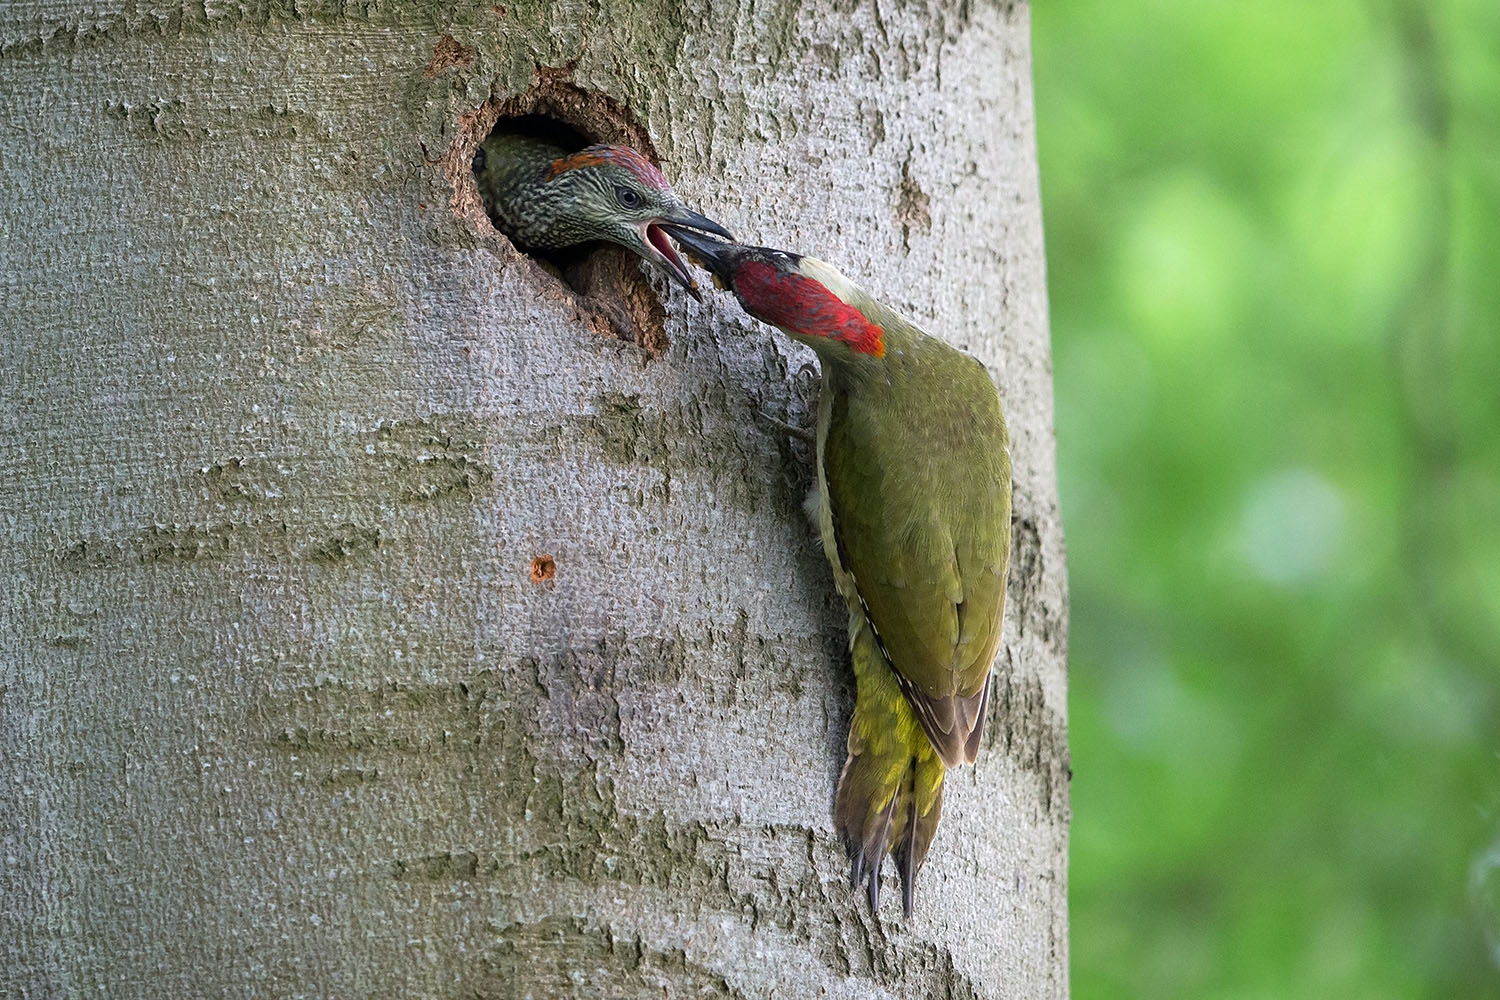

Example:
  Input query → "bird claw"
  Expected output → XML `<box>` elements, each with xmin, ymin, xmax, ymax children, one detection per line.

<box><xmin>756</xmin><ymin>409</ymin><xmax>815</xmax><ymax>444</ymax></box>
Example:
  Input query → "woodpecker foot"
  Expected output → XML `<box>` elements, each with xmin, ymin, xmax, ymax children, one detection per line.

<box><xmin>756</xmin><ymin>409</ymin><xmax>816</xmax><ymax>444</ymax></box>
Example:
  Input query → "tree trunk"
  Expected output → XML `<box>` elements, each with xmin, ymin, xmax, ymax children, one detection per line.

<box><xmin>0</xmin><ymin>3</ymin><xmax>1067</xmax><ymax>997</ymax></box>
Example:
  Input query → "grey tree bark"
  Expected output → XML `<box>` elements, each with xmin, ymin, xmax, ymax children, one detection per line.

<box><xmin>1</xmin><ymin>2</ymin><xmax>1067</xmax><ymax>998</ymax></box>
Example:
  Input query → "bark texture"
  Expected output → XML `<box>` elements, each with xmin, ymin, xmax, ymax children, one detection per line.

<box><xmin>0</xmin><ymin>2</ymin><xmax>1068</xmax><ymax>997</ymax></box>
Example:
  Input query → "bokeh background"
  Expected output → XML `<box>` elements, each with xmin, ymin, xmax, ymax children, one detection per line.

<box><xmin>1031</xmin><ymin>2</ymin><xmax>1500</xmax><ymax>997</ymax></box>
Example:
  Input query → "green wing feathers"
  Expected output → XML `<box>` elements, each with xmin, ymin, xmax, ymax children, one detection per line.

<box><xmin>822</xmin><ymin>349</ymin><xmax>1011</xmax><ymax>769</ymax></box>
<box><xmin>819</xmin><ymin>337</ymin><xmax>1010</xmax><ymax>915</ymax></box>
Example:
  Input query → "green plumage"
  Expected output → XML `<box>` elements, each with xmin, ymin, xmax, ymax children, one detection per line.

<box><xmin>813</xmin><ymin>290</ymin><xmax>1011</xmax><ymax>914</ymax></box>
<box><xmin>817</xmin><ymin>304</ymin><xmax>1010</xmax><ymax>763</ymax></box>
<box><xmin>473</xmin><ymin>133</ymin><xmax>578</xmax><ymax>248</ymax></box>
<box><xmin>655</xmin><ymin>230</ymin><xmax>1012</xmax><ymax>916</ymax></box>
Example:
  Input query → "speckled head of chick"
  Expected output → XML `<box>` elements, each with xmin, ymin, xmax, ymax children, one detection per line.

<box><xmin>475</xmin><ymin>133</ymin><xmax>732</xmax><ymax>300</ymax></box>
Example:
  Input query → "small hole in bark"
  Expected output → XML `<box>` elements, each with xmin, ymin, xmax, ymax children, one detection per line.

<box><xmin>443</xmin><ymin>70</ymin><xmax>669</xmax><ymax>353</ymax></box>
<box><xmin>529</xmin><ymin>554</ymin><xmax>557</xmax><ymax>584</ymax></box>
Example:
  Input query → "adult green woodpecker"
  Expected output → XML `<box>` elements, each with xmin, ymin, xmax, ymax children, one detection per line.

<box><xmin>665</xmin><ymin>227</ymin><xmax>1012</xmax><ymax>917</ymax></box>
<box><xmin>473</xmin><ymin>133</ymin><xmax>732</xmax><ymax>299</ymax></box>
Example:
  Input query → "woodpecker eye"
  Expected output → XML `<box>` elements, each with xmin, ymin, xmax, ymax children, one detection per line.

<box><xmin>615</xmin><ymin>185</ymin><xmax>643</xmax><ymax>209</ymax></box>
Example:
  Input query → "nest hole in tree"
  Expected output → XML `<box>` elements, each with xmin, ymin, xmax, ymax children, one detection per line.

<box><xmin>452</xmin><ymin>74</ymin><xmax>670</xmax><ymax>353</ymax></box>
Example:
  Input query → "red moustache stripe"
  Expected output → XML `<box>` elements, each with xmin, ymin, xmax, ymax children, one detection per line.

<box><xmin>736</xmin><ymin>262</ymin><xmax>886</xmax><ymax>358</ymax></box>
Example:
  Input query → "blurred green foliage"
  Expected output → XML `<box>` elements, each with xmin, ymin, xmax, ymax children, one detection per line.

<box><xmin>1032</xmin><ymin>1</ymin><xmax>1500</xmax><ymax>996</ymax></box>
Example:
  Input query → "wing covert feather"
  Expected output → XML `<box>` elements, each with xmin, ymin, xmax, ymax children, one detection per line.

<box><xmin>821</xmin><ymin>344</ymin><xmax>1011</xmax><ymax>766</ymax></box>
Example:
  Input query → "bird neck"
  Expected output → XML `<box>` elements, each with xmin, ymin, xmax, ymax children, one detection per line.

<box><xmin>478</xmin><ymin>134</ymin><xmax>595</xmax><ymax>249</ymax></box>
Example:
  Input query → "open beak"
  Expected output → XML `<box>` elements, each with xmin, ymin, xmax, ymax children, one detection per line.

<box><xmin>642</xmin><ymin>207</ymin><xmax>733</xmax><ymax>301</ymax></box>
<box><xmin>657</xmin><ymin>224</ymin><xmax>737</xmax><ymax>286</ymax></box>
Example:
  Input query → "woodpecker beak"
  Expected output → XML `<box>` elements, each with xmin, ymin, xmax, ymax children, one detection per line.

<box><xmin>658</xmin><ymin>225</ymin><xmax>738</xmax><ymax>289</ymax></box>
<box><xmin>643</xmin><ymin>208</ymin><xmax>732</xmax><ymax>302</ymax></box>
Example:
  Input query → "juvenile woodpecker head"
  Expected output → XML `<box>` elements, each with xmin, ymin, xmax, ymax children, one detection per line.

<box><xmin>661</xmin><ymin>228</ymin><xmax>886</xmax><ymax>359</ymax></box>
<box><xmin>474</xmin><ymin>137</ymin><xmax>731</xmax><ymax>300</ymax></box>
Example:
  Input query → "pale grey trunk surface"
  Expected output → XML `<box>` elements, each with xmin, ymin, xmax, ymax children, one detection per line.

<box><xmin>0</xmin><ymin>3</ymin><xmax>1067</xmax><ymax>997</ymax></box>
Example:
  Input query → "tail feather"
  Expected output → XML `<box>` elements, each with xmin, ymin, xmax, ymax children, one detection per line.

<box><xmin>833</xmin><ymin>625</ymin><xmax>946</xmax><ymax>917</ymax></box>
<box><xmin>894</xmin><ymin>673</ymin><xmax>988</xmax><ymax>768</ymax></box>
<box><xmin>962</xmin><ymin>677</ymin><xmax>991</xmax><ymax>763</ymax></box>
